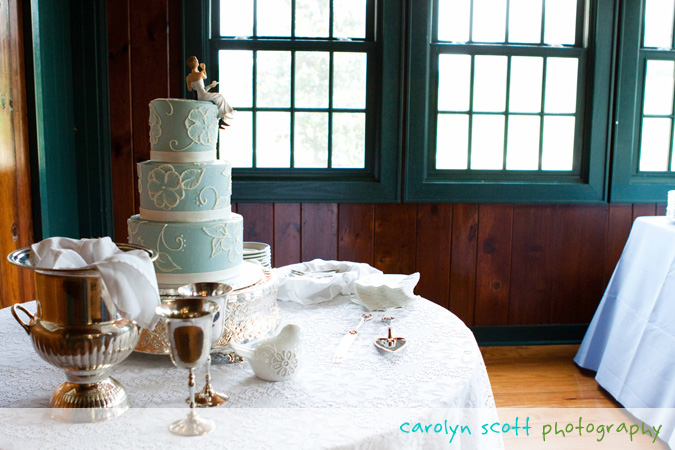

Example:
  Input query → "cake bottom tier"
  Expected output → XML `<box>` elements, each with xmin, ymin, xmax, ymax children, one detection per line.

<box><xmin>128</xmin><ymin>213</ymin><xmax>244</xmax><ymax>286</ymax></box>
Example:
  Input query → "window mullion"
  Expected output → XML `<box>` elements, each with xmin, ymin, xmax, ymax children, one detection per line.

<box><xmin>328</xmin><ymin>51</ymin><xmax>334</xmax><ymax>169</ymax></box>
<box><xmin>252</xmin><ymin>50</ymin><xmax>258</xmax><ymax>169</ymax></box>
<box><xmin>503</xmin><ymin>56</ymin><xmax>512</xmax><ymax>170</ymax></box>
<box><xmin>467</xmin><ymin>55</ymin><xmax>476</xmax><ymax>169</ymax></box>
<box><xmin>538</xmin><ymin>57</ymin><xmax>548</xmax><ymax>171</ymax></box>
<box><xmin>290</xmin><ymin>51</ymin><xmax>296</xmax><ymax>169</ymax></box>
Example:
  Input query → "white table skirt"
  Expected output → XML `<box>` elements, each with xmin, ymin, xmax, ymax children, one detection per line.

<box><xmin>575</xmin><ymin>216</ymin><xmax>675</xmax><ymax>448</ymax></box>
<box><xmin>0</xmin><ymin>295</ymin><xmax>499</xmax><ymax>449</ymax></box>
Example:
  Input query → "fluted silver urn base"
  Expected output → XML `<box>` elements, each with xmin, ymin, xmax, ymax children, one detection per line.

<box><xmin>49</xmin><ymin>377</ymin><xmax>129</xmax><ymax>423</ymax></box>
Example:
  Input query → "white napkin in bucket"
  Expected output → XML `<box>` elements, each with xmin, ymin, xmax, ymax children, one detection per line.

<box><xmin>29</xmin><ymin>237</ymin><xmax>160</xmax><ymax>329</ymax></box>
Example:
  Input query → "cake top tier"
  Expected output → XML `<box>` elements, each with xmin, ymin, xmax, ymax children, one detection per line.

<box><xmin>149</xmin><ymin>99</ymin><xmax>219</xmax><ymax>162</ymax></box>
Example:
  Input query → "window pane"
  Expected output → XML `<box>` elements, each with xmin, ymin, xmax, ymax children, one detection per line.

<box><xmin>436</xmin><ymin>114</ymin><xmax>469</xmax><ymax>169</ymax></box>
<box><xmin>640</xmin><ymin>118</ymin><xmax>672</xmax><ymax>171</ymax></box>
<box><xmin>333</xmin><ymin>53</ymin><xmax>367</xmax><ymax>109</ymax></box>
<box><xmin>438</xmin><ymin>54</ymin><xmax>471</xmax><ymax>111</ymax></box>
<box><xmin>644</xmin><ymin>60</ymin><xmax>675</xmax><ymax>115</ymax></box>
<box><xmin>473</xmin><ymin>55</ymin><xmax>507</xmax><ymax>112</ymax></box>
<box><xmin>332</xmin><ymin>113</ymin><xmax>365</xmax><ymax>168</ymax></box>
<box><xmin>544</xmin><ymin>0</ymin><xmax>576</xmax><ymax>45</ymax></box>
<box><xmin>256</xmin><ymin>112</ymin><xmax>290</xmax><ymax>167</ymax></box>
<box><xmin>257</xmin><ymin>0</ymin><xmax>291</xmax><ymax>36</ymax></box>
<box><xmin>220</xmin><ymin>0</ymin><xmax>253</xmax><ymax>37</ymax></box>
<box><xmin>295</xmin><ymin>113</ymin><xmax>328</xmax><ymax>168</ymax></box>
<box><xmin>296</xmin><ymin>52</ymin><xmax>329</xmax><ymax>108</ymax></box>
<box><xmin>542</xmin><ymin>116</ymin><xmax>574</xmax><ymax>170</ymax></box>
<box><xmin>506</xmin><ymin>116</ymin><xmax>540</xmax><ymax>170</ymax></box>
<box><xmin>471</xmin><ymin>115</ymin><xmax>505</xmax><ymax>170</ymax></box>
<box><xmin>508</xmin><ymin>0</ymin><xmax>542</xmax><ymax>43</ymax></box>
<box><xmin>644</xmin><ymin>0</ymin><xmax>675</xmax><ymax>48</ymax></box>
<box><xmin>509</xmin><ymin>56</ymin><xmax>543</xmax><ymax>113</ymax></box>
<box><xmin>219</xmin><ymin>51</ymin><xmax>253</xmax><ymax>108</ymax></box>
<box><xmin>257</xmin><ymin>51</ymin><xmax>291</xmax><ymax>107</ymax></box>
<box><xmin>220</xmin><ymin>112</ymin><xmax>252</xmax><ymax>168</ymax></box>
<box><xmin>334</xmin><ymin>0</ymin><xmax>366</xmax><ymax>39</ymax></box>
<box><xmin>473</xmin><ymin>0</ymin><xmax>506</xmax><ymax>42</ymax></box>
<box><xmin>544</xmin><ymin>57</ymin><xmax>578</xmax><ymax>114</ymax></box>
<box><xmin>296</xmin><ymin>0</ymin><xmax>329</xmax><ymax>37</ymax></box>
<box><xmin>438</xmin><ymin>0</ymin><xmax>470</xmax><ymax>42</ymax></box>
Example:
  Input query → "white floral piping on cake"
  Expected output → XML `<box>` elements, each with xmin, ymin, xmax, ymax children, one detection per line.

<box><xmin>162</xmin><ymin>99</ymin><xmax>174</xmax><ymax>115</ymax></box>
<box><xmin>128</xmin><ymin>221</ymin><xmax>145</xmax><ymax>247</ymax></box>
<box><xmin>149</xmin><ymin>103</ymin><xmax>162</xmax><ymax>145</ymax></box>
<box><xmin>202</xmin><ymin>223</ymin><xmax>233</xmax><ymax>258</ymax></box>
<box><xmin>271</xmin><ymin>351</ymin><xmax>298</xmax><ymax>377</ymax></box>
<box><xmin>230</xmin><ymin>221</ymin><xmax>243</xmax><ymax>262</ymax></box>
<box><xmin>148</xmin><ymin>165</ymin><xmax>184</xmax><ymax>209</ymax></box>
<box><xmin>154</xmin><ymin>224</ymin><xmax>184</xmax><ymax>273</ymax></box>
<box><xmin>169</xmin><ymin>106</ymin><xmax>218</xmax><ymax>152</ymax></box>
<box><xmin>147</xmin><ymin>165</ymin><xmax>205</xmax><ymax>210</ymax></box>
<box><xmin>197</xmin><ymin>186</ymin><xmax>228</xmax><ymax>210</ymax></box>
<box><xmin>128</xmin><ymin>221</ymin><xmax>184</xmax><ymax>273</ymax></box>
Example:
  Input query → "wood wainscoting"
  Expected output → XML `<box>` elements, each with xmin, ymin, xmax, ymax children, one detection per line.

<box><xmin>220</xmin><ymin>202</ymin><xmax>661</xmax><ymax>327</ymax></box>
<box><xmin>0</xmin><ymin>0</ymin><xmax>35</xmax><ymax>309</ymax></box>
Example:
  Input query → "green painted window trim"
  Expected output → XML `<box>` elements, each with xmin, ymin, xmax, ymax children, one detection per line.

<box><xmin>182</xmin><ymin>0</ymin><xmax>403</xmax><ymax>203</ymax></box>
<box><xmin>27</xmin><ymin>0</ymin><xmax>113</xmax><ymax>239</ymax></box>
<box><xmin>404</xmin><ymin>0</ymin><xmax>615</xmax><ymax>203</ymax></box>
<box><xmin>610</xmin><ymin>0</ymin><xmax>675</xmax><ymax>203</ymax></box>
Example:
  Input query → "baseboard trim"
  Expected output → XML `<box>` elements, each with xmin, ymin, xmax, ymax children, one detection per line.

<box><xmin>471</xmin><ymin>324</ymin><xmax>589</xmax><ymax>346</ymax></box>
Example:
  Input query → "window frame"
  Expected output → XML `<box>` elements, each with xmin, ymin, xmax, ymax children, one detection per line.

<box><xmin>182</xmin><ymin>0</ymin><xmax>403</xmax><ymax>203</ymax></box>
<box><xmin>610</xmin><ymin>0</ymin><xmax>675</xmax><ymax>202</ymax></box>
<box><xmin>404</xmin><ymin>0</ymin><xmax>616</xmax><ymax>203</ymax></box>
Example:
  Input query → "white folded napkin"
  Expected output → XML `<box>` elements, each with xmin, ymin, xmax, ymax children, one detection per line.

<box><xmin>29</xmin><ymin>237</ymin><xmax>160</xmax><ymax>329</ymax></box>
<box><xmin>273</xmin><ymin>259</ymin><xmax>383</xmax><ymax>304</ymax></box>
<box><xmin>352</xmin><ymin>272</ymin><xmax>421</xmax><ymax>311</ymax></box>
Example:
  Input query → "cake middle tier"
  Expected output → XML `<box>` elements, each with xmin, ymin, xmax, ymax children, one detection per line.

<box><xmin>138</xmin><ymin>160</ymin><xmax>232</xmax><ymax>222</ymax></box>
<box><xmin>128</xmin><ymin>213</ymin><xmax>243</xmax><ymax>286</ymax></box>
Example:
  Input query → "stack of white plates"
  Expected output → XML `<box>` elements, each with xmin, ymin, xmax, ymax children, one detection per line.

<box><xmin>244</xmin><ymin>242</ymin><xmax>272</xmax><ymax>268</ymax></box>
<box><xmin>668</xmin><ymin>191</ymin><xmax>675</xmax><ymax>222</ymax></box>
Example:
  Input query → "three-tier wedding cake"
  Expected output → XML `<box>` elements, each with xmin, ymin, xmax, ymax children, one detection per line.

<box><xmin>128</xmin><ymin>98</ymin><xmax>244</xmax><ymax>288</ymax></box>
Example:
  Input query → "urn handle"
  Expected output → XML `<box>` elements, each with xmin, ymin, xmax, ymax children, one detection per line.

<box><xmin>11</xmin><ymin>303</ymin><xmax>34</xmax><ymax>334</ymax></box>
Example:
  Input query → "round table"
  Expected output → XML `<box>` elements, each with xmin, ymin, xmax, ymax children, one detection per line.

<box><xmin>0</xmin><ymin>296</ymin><xmax>499</xmax><ymax>449</ymax></box>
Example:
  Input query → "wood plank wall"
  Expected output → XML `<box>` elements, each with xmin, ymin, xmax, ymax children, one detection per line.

<box><xmin>0</xmin><ymin>0</ymin><xmax>35</xmax><ymax>308</ymax></box>
<box><xmin>106</xmin><ymin>0</ymin><xmax>665</xmax><ymax>326</ymax></box>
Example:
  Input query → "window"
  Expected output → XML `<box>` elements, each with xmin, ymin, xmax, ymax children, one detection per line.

<box><xmin>612</xmin><ymin>0</ymin><xmax>675</xmax><ymax>201</ymax></box>
<box><xmin>186</xmin><ymin>0</ymin><xmax>675</xmax><ymax>204</ymax></box>
<box><xmin>405</xmin><ymin>0</ymin><xmax>614</xmax><ymax>202</ymax></box>
<box><xmin>183</xmin><ymin>0</ymin><xmax>403</xmax><ymax>202</ymax></box>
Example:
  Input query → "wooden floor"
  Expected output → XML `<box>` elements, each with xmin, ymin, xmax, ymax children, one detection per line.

<box><xmin>481</xmin><ymin>344</ymin><xmax>620</xmax><ymax>408</ymax></box>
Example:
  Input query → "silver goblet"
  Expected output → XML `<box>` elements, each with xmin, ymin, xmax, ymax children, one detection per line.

<box><xmin>156</xmin><ymin>298</ymin><xmax>219</xmax><ymax>436</ymax></box>
<box><xmin>177</xmin><ymin>282</ymin><xmax>233</xmax><ymax>407</ymax></box>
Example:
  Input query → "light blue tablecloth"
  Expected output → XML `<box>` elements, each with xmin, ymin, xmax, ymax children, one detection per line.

<box><xmin>575</xmin><ymin>216</ymin><xmax>675</xmax><ymax>448</ymax></box>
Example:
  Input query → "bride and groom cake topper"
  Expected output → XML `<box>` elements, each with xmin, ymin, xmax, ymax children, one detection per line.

<box><xmin>186</xmin><ymin>56</ymin><xmax>235</xmax><ymax>130</ymax></box>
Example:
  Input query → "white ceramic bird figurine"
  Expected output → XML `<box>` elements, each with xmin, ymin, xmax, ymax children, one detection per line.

<box><xmin>229</xmin><ymin>324</ymin><xmax>303</xmax><ymax>382</ymax></box>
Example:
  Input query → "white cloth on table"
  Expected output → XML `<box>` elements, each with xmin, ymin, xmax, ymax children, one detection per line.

<box><xmin>29</xmin><ymin>237</ymin><xmax>160</xmax><ymax>329</ymax></box>
<box><xmin>0</xmin><ymin>296</ymin><xmax>499</xmax><ymax>449</ymax></box>
<box><xmin>273</xmin><ymin>259</ymin><xmax>383</xmax><ymax>304</ymax></box>
<box><xmin>575</xmin><ymin>216</ymin><xmax>675</xmax><ymax>449</ymax></box>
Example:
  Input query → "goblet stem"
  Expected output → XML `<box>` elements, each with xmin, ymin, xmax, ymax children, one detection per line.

<box><xmin>188</xmin><ymin>368</ymin><xmax>196</xmax><ymax>409</ymax></box>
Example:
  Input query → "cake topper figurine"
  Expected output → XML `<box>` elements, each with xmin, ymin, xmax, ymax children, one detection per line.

<box><xmin>186</xmin><ymin>56</ymin><xmax>235</xmax><ymax>129</ymax></box>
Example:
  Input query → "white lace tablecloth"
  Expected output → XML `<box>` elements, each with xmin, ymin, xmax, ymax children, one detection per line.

<box><xmin>0</xmin><ymin>297</ymin><xmax>499</xmax><ymax>449</ymax></box>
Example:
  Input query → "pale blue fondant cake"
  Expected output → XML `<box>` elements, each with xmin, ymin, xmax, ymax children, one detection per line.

<box><xmin>128</xmin><ymin>213</ymin><xmax>243</xmax><ymax>286</ymax></box>
<box><xmin>149</xmin><ymin>98</ymin><xmax>218</xmax><ymax>162</ymax></box>
<box><xmin>129</xmin><ymin>98</ymin><xmax>244</xmax><ymax>287</ymax></box>
<box><xmin>137</xmin><ymin>160</ymin><xmax>232</xmax><ymax>221</ymax></box>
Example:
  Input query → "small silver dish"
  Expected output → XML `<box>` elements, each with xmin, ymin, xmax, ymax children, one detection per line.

<box><xmin>374</xmin><ymin>317</ymin><xmax>407</xmax><ymax>355</ymax></box>
<box><xmin>374</xmin><ymin>337</ymin><xmax>407</xmax><ymax>354</ymax></box>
